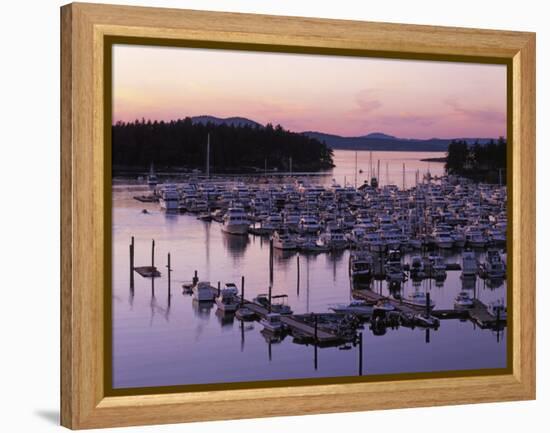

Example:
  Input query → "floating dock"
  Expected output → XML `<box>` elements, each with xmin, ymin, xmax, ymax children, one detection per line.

<box><xmin>133</xmin><ymin>266</ymin><xmax>161</xmax><ymax>278</ymax></box>
<box><xmin>241</xmin><ymin>301</ymin><xmax>343</xmax><ymax>344</ymax></box>
<box><xmin>353</xmin><ymin>289</ymin><xmax>504</xmax><ymax>329</ymax></box>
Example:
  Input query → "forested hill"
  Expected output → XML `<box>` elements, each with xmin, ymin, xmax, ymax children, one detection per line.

<box><xmin>445</xmin><ymin>137</ymin><xmax>507</xmax><ymax>183</ymax></box>
<box><xmin>112</xmin><ymin>118</ymin><xmax>334</xmax><ymax>172</ymax></box>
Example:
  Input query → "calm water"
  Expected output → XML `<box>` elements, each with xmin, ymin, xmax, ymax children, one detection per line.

<box><xmin>112</xmin><ymin>150</ymin><xmax>507</xmax><ymax>389</ymax></box>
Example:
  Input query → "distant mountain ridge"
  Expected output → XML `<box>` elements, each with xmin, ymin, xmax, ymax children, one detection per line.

<box><xmin>188</xmin><ymin>115</ymin><xmax>498</xmax><ymax>152</ymax></box>
<box><xmin>302</xmin><ymin>131</ymin><xmax>498</xmax><ymax>152</ymax></box>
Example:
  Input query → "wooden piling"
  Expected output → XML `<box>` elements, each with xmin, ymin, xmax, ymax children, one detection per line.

<box><xmin>240</xmin><ymin>320</ymin><xmax>245</xmax><ymax>351</ymax></box>
<box><xmin>314</xmin><ymin>315</ymin><xmax>319</xmax><ymax>370</ymax></box>
<box><xmin>151</xmin><ymin>239</ymin><xmax>155</xmax><ymax>269</ymax></box>
<box><xmin>167</xmin><ymin>253</ymin><xmax>171</xmax><ymax>294</ymax></box>
<box><xmin>358</xmin><ymin>332</ymin><xmax>363</xmax><ymax>376</ymax></box>
<box><xmin>496</xmin><ymin>308</ymin><xmax>501</xmax><ymax>342</ymax></box>
<box><xmin>241</xmin><ymin>275</ymin><xmax>245</xmax><ymax>306</ymax></box>
<box><xmin>426</xmin><ymin>292</ymin><xmax>431</xmax><ymax>317</ymax></box>
<box><xmin>314</xmin><ymin>315</ymin><xmax>318</xmax><ymax>342</ymax></box>
<box><xmin>129</xmin><ymin>236</ymin><xmax>134</xmax><ymax>290</ymax></box>
<box><xmin>269</xmin><ymin>237</ymin><xmax>274</xmax><ymax>284</ymax></box>
<box><xmin>268</xmin><ymin>284</ymin><xmax>272</xmax><ymax>313</ymax></box>
<box><xmin>217</xmin><ymin>281</ymin><xmax>221</xmax><ymax>297</ymax></box>
<box><xmin>296</xmin><ymin>254</ymin><xmax>300</xmax><ymax>294</ymax></box>
<box><xmin>314</xmin><ymin>343</ymin><xmax>318</xmax><ymax>370</ymax></box>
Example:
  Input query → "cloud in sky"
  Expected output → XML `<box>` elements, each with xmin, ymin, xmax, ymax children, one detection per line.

<box><xmin>445</xmin><ymin>98</ymin><xmax>506</xmax><ymax>125</ymax></box>
<box><xmin>113</xmin><ymin>45</ymin><xmax>507</xmax><ymax>139</ymax></box>
<box><xmin>354</xmin><ymin>89</ymin><xmax>383</xmax><ymax>114</ymax></box>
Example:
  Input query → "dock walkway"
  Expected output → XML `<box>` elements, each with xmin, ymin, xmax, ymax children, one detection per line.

<box><xmin>352</xmin><ymin>289</ymin><xmax>423</xmax><ymax>315</ymax></box>
<box><xmin>352</xmin><ymin>289</ymin><xmax>503</xmax><ymax>328</ymax></box>
<box><xmin>243</xmin><ymin>301</ymin><xmax>342</xmax><ymax>344</ymax></box>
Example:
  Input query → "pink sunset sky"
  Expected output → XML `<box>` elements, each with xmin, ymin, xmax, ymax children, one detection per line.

<box><xmin>113</xmin><ymin>44</ymin><xmax>507</xmax><ymax>139</ymax></box>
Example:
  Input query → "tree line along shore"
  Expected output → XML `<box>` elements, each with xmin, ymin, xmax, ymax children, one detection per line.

<box><xmin>112</xmin><ymin>118</ymin><xmax>334</xmax><ymax>173</ymax></box>
<box><xmin>112</xmin><ymin>119</ymin><xmax>506</xmax><ymax>183</ymax></box>
<box><xmin>445</xmin><ymin>138</ymin><xmax>507</xmax><ymax>183</ymax></box>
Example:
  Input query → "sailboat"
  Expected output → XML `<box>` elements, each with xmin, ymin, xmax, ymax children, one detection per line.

<box><xmin>147</xmin><ymin>162</ymin><xmax>158</xmax><ymax>187</ymax></box>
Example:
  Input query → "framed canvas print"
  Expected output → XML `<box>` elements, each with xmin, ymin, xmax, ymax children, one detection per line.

<box><xmin>60</xmin><ymin>3</ymin><xmax>536</xmax><ymax>429</ymax></box>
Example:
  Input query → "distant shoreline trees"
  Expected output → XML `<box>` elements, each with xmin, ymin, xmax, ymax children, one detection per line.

<box><xmin>445</xmin><ymin>137</ymin><xmax>507</xmax><ymax>183</ymax></box>
<box><xmin>112</xmin><ymin>118</ymin><xmax>334</xmax><ymax>173</ymax></box>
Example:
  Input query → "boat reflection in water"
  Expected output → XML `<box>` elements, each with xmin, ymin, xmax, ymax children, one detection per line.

<box><xmin>192</xmin><ymin>299</ymin><xmax>214</xmax><ymax>319</ymax></box>
<box><xmin>112</xmin><ymin>150</ymin><xmax>507</xmax><ymax>389</ymax></box>
<box><xmin>215</xmin><ymin>308</ymin><xmax>236</xmax><ymax>327</ymax></box>
<box><xmin>221</xmin><ymin>231</ymin><xmax>250</xmax><ymax>258</ymax></box>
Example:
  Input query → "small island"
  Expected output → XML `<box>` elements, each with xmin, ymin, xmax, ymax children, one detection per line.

<box><xmin>445</xmin><ymin>138</ymin><xmax>507</xmax><ymax>183</ymax></box>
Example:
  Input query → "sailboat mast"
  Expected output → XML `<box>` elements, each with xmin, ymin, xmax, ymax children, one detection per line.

<box><xmin>354</xmin><ymin>150</ymin><xmax>358</xmax><ymax>188</ymax></box>
<box><xmin>206</xmin><ymin>133</ymin><xmax>210</xmax><ymax>178</ymax></box>
<box><xmin>369</xmin><ymin>151</ymin><xmax>373</xmax><ymax>180</ymax></box>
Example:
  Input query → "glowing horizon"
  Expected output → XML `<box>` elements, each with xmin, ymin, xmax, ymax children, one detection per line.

<box><xmin>113</xmin><ymin>45</ymin><xmax>507</xmax><ymax>139</ymax></box>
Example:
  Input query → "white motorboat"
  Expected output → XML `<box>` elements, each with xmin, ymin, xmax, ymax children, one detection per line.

<box><xmin>402</xmin><ymin>291</ymin><xmax>435</xmax><ymax>309</ymax></box>
<box><xmin>215</xmin><ymin>286</ymin><xmax>240</xmax><ymax>312</ymax></box>
<box><xmin>373</xmin><ymin>299</ymin><xmax>396</xmax><ymax>313</ymax></box>
<box><xmin>461</xmin><ymin>251</ymin><xmax>478</xmax><ymax>276</ymax></box>
<box><xmin>433</xmin><ymin>228</ymin><xmax>454</xmax><ymax>249</ymax></box>
<box><xmin>349</xmin><ymin>252</ymin><xmax>374</xmax><ymax>282</ymax></box>
<box><xmin>253</xmin><ymin>294</ymin><xmax>293</xmax><ymax>315</ymax></box>
<box><xmin>235</xmin><ymin>307</ymin><xmax>257</xmax><ymax>321</ymax></box>
<box><xmin>409</xmin><ymin>255</ymin><xmax>426</xmax><ymax>280</ymax></box>
<box><xmin>413</xmin><ymin>314</ymin><xmax>440</xmax><ymax>328</ymax></box>
<box><xmin>385</xmin><ymin>249</ymin><xmax>404</xmax><ymax>281</ymax></box>
<box><xmin>487</xmin><ymin>300</ymin><xmax>507</xmax><ymax>320</ymax></box>
<box><xmin>429</xmin><ymin>255</ymin><xmax>447</xmax><ymax>280</ymax></box>
<box><xmin>297</xmin><ymin>236</ymin><xmax>329</xmax><ymax>253</ymax></box>
<box><xmin>260</xmin><ymin>313</ymin><xmax>284</xmax><ymax>332</ymax></box>
<box><xmin>298</xmin><ymin>216</ymin><xmax>320</xmax><ymax>234</ymax></box>
<box><xmin>158</xmin><ymin>184</ymin><xmax>180</xmax><ymax>211</ymax></box>
<box><xmin>465</xmin><ymin>227</ymin><xmax>488</xmax><ymax>248</ymax></box>
<box><xmin>192</xmin><ymin>281</ymin><xmax>216</xmax><ymax>302</ymax></box>
<box><xmin>316</xmin><ymin>228</ymin><xmax>348</xmax><ymax>250</ymax></box>
<box><xmin>452</xmin><ymin>231</ymin><xmax>466</xmax><ymax>248</ymax></box>
<box><xmin>454</xmin><ymin>290</ymin><xmax>474</xmax><ymax>308</ymax></box>
<box><xmin>221</xmin><ymin>206</ymin><xmax>250</xmax><ymax>235</ymax></box>
<box><xmin>272</xmin><ymin>230</ymin><xmax>297</xmax><ymax>250</ymax></box>
<box><xmin>479</xmin><ymin>249</ymin><xmax>506</xmax><ymax>279</ymax></box>
<box><xmin>146</xmin><ymin>163</ymin><xmax>158</xmax><ymax>187</ymax></box>
<box><xmin>329</xmin><ymin>300</ymin><xmax>373</xmax><ymax>317</ymax></box>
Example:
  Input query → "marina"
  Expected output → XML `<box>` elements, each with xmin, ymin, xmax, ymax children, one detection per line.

<box><xmin>112</xmin><ymin>150</ymin><xmax>507</xmax><ymax>389</ymax></box>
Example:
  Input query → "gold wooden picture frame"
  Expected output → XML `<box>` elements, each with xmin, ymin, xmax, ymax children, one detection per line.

<box><xmin>61</xmin><ymin>2</ymin><xmax>535</xmax><ymax>429</ymax></box>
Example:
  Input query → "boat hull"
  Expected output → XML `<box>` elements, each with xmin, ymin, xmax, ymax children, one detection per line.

<box><xmin>221</xmin><ymin>223</ymin><xmax>249</xmax><ymax>235</ymax></box>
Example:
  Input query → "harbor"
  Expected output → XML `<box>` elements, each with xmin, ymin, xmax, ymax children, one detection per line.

<box><xmin>112</xmin><ymin>150</ymin><xmax>507</xmax><ymax>389</ymax></box>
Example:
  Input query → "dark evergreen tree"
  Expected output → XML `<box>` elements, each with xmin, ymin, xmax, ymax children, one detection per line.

<box><xmin>112</xmin><ymin>118</ymin><xmax>334</xmax><ymax>172</ymax></box>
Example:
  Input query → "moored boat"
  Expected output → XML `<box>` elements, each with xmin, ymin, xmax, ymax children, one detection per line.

<box><xmin>221</xmin><ymin>206</ymin><xmax>250</xmax><ymax>235</ymax></box>
<box><xmin>454</xmin><ymin>290</ymin><xmax>474</xmax><ymax>308</ymax></box>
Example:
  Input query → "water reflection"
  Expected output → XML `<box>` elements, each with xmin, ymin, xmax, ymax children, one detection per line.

<box><xmin>388</xmin><ymin>281</ymin><xmax>402</xmax><ymax>299</ymax></box>
<box><xmin>113</xmin><ymin>155</ymin><xmax>507</xmax><ymax>388</ymax></box>
<box><xmin>149</xmin><ymin>294</ymin><xmax>171</xmax><ymax>325</ymax></box>
<box><xmin>192</xmin><ymin>299</ymin><xmax>214</xmax><ymax>319</ymax></box>
<box><xmin>215</xmin><ymin>309</ymin><xmax>236</xmax><ymax>327</ymax></box>
<box><xmin>221</xmin><ymin>232</ymin><xmax>250</xmax><ymax>258</ymax></box>
<box><xmin>485</xmin><ymin>278</ymin><xmax>505</xmax><ymax>289</ymax></box>
<box><xmin>273</xmin><ymin>248</ymin><xmax>296</xmax><ymax>265</ymax></box>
